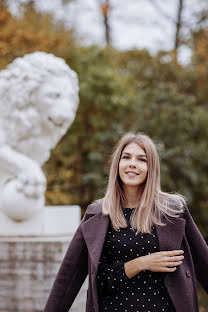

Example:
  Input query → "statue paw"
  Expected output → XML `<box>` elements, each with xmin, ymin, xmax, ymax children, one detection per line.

<box><xmin>0</xmin><ymin>171</ymin><xmax>46</xmax><ymax>221</ymax></box>
<box><xmin>16</xmin><ymin>171</ymin><xmax>46</xmax><ymax>199</ymax></box>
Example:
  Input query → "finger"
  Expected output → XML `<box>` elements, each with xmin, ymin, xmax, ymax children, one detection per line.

<box><xmin>167</xmin><ymin>261</ymin><xmax>182</xmax><ymax>267</ymax></box>
<box><xmin>171</xmin><ymin>256</ymin><xmax>184</xmax><ymax>261</ymax></box>
<box><xmin>165</xmin><ymin>255</ymin><xmax>184</xmax><ymax>262</ymax></box>
<box><xmin>165</xmin><ymin>250</ymin><xmax>184</xmax><ymax>256</ymax></box>
<box><xmin>164</xmin><ymin>267</ymin><xmax>177</xmax><ymax>272</ymax></box>
<box><xmin>159</xmin><ymin>266</ymin><xmax>177</xmax><ymax>272</ymax></box>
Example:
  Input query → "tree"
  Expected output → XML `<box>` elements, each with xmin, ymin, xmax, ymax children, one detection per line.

<box><xmin>148</xmin><ymin>0</ymin><xmax>185</xmax><ymax>62</ymax></box>
<box><xmin>44</xmin><ymin>45</ymin><xmax>208</xmax><ymax>238</ymax></box>
<box><xmin>100</xmin><ymin>0</ymin><xmax>111</xmax><ymax>46</ymax></box>
<box><xmin>114</xmin><ymin>48</ymin><xmax>208</xmax><ymax>236</ymax></box>
<box><xmin>0</xmin><ymin>2</ymin><xmax>75</xmax><ymax>68</ymax></box>
<box><xmin>174</xmin><ymin>0</ymin><xmax>184</xmax><ymax>60</ymax></box>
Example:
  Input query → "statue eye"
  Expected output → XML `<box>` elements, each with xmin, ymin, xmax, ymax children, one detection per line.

<box><xmin>48</xmin><ymin>92</ymin><xmax>60</xmax><ymax>99</ymax></box>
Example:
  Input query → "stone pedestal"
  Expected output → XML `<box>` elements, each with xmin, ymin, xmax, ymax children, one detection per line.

<box><xmin>0</xmin><ymin>206</ymin><xmax>87</xmax><ymax>312</ymax></box>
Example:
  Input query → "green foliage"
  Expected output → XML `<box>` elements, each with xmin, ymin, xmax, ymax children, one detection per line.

<box><xmin>114</xmin><ymin>50</ymin><xmax>208</xmax><ymax>234</ymax></box>
<box><xmin>45</xmin><ymin>47</ymin><xmax>208</xmax><ymax>237</ymax></box>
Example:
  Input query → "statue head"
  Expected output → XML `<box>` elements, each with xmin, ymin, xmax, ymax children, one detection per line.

<box><xmin>0</xmin><ymin>51</ymin><xmax>79</xmax><ymax>164</ymax></box>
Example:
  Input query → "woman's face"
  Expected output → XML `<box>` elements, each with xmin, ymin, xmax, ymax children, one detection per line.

<box><xmin>118</xmin><ymin>142</ymin><xmax>148</xmax><ymax>189</ymax></box>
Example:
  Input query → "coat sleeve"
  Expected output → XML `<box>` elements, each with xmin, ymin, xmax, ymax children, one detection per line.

<box><xmin>183</xmin><ymin>204</ymin><xmax>208</xmax><ymax>292</ymax></box>
<box><xmin>43</xmin><ymin>207</ymin><xmax>91</xmax><ymax>312</ymax></box>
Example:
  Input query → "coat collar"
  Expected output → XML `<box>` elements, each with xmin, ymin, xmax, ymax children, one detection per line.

<box><xmin>81</xmin><ymin>202</ymin><xmax>186</xmax><ymax>273</ymax></box>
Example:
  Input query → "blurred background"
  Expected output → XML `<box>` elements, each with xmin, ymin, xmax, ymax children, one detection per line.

<box><xmin>0</xmin><ymin>0</ymin><xmax>207</xmax><ymax>309</ymax></box>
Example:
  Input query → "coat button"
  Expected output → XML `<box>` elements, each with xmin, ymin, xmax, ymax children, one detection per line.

<box><xmin>186</xmin><ymin>271</ymin><xmax>191</xmax><ymax>278</ymax></box>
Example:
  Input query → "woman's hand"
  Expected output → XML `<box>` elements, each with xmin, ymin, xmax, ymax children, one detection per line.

<box><xmin>139</xmin><ymin>250</ymin><xmax>184</xmax><ymax>272</ymax></box>
<box><xmin>124</xmin><ymin>249</ymin><xmax>184</xmax><ymax>278</ymax></box>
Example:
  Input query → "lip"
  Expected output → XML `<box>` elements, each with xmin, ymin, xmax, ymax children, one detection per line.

<box><xmin>126</xmin><ymin>171</ymin><xmax>139</xmax><ymax>175</ymax></box>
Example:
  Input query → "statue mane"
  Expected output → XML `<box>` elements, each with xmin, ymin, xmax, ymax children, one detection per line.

<box><xmin>0</xmin><ymin>51</ymin><xmax>79</xmax><ymax>164</ymax></box>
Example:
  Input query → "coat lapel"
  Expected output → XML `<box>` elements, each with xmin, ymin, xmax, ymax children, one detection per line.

<box><xmin>156</xmin><ymin>215</ymin><xmax>186</xmax><ymax>251</ymax></box>
<box><xmin>155</xmin><ymin>215</ymin><xmax>186</xmax><ymax>286</ymax></box>
<box><xmin>81</xmin><ymin>212</ymin><xmax>109</xmax><ymax>270</ymax></box>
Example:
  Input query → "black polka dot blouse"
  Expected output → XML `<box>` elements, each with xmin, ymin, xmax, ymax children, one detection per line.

<box><xmin>96</xmin><ymin>208</ymin><xmax>176</xmax><ymax>312</ymax></box>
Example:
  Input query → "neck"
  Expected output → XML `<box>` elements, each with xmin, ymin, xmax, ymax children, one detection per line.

<box><xmin>123</xmin><ymin>185</ymin><xmax>144</xmax><ymax>208</ymax></box>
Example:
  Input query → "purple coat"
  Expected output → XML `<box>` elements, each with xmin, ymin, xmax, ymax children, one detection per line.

<box><xmin>44</xmin><ymin>199</ymin><xmax>208</xmax><ymax>312</ymax></box>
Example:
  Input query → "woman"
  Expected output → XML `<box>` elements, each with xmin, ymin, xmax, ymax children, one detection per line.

<box><xmin>44</xmin><ymin>132</ymin><xmax>208</xmax><ymax>312</ymax></box>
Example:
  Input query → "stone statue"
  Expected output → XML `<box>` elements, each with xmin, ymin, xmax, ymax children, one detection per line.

<box><xmin>0</xmin><ymin>52</ymin><xmax>79</xmax><ymax>222</ymax></box>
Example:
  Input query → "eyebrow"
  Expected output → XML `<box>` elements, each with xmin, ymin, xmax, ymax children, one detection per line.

<box><xmin>122</xmin><ymin>152</ymin><xmax>147</xmax><ymax>158</ymax></box>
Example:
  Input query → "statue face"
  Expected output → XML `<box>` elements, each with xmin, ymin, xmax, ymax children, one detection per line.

<box><xmin>36</xmin><ymin>75</ymin><xmax>78</xmax><ymax>133</ymax></box>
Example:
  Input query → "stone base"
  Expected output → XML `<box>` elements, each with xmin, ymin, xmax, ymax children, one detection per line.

<box><xmin>0</xmin><ymin>236</ymin><xmax>88</xmax><ymax>312</ymax></box>
<box><xmin>0</xmin><ymin>205</ymin><xmax>80</xmax><ymax>236</ymax></box>
<box><xmin>0</xmin><ymin>206</ymin><xmax>88</xmax><ymax>312</ymax></box>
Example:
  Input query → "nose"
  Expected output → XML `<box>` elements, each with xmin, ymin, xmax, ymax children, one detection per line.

<box><xmin>49</xmin><ymin>109</ymin><xmax>74</xmax><ymax>125</ymax></box>
<box><xmin>128</xmin><ymin>158</ymin><xmax>137</xmax><ymax>167</ymax></box>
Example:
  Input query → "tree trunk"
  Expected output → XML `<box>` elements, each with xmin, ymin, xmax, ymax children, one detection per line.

<box><xmin>101</xmin><ymin>0</ymin><xmax>111</xmax><ymax>46</ymax></box>
<box><xmin>174</xmin><ymin>0</ymin><xmax>184</xmax><ymax>61</ymax></box>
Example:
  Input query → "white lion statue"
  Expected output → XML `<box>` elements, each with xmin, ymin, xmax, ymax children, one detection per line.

<box><xmin>0</xmin><ymin>52</ymin><xmax>79</xmax><ymax>221</ymax></box>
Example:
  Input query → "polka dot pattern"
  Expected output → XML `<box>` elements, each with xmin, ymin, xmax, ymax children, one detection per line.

<box><xmin>96</xmin><ymin>208</ymin><xmax>176</xmax><ymax>312</ymax></box>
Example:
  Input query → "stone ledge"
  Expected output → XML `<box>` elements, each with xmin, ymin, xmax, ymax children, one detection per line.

<box><xmin>0</xmin><ymin>205</ymin><xmax>80</xmax><ymax>236</ymax></box>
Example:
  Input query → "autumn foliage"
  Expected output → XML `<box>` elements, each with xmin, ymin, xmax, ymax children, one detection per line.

<box><xmin>0</xmin><ymin>3</ymin><xmax>75</xmax><ymax>68</ymax></box>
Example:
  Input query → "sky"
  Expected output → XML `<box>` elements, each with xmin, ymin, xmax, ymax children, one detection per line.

<box><xmin>6</xmin><ymin>0</ymin><xmax>208</xmax><ymax>64</ymax></box>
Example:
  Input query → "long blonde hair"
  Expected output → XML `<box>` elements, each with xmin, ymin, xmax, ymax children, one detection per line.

<box><xmin>102</xmin><ymin>132</ymin><xmax>186</xmax><ymax>234</ymax></box>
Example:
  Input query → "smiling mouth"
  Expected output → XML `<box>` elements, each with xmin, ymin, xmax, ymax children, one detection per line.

<box><xmin>126</xmin><ymin>172</ymin><xmax>139</xmax><ymax>176</ymax></box>
<box><xmin>48</xmin><ymin>117</ymin><xmax>64</xmax><ymax>127</ymax></box>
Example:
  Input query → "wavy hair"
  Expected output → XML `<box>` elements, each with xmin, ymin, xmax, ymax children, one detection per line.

<box><xmin>102</xmin><ymin>132</ymin><xmax>186</xmax><ymax>234</ymax></box>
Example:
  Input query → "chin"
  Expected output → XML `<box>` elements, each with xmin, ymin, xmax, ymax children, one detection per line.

<box><xmin>123</xmin><ymin>179</ymin><xmax>146</xmax><ymax>187</ymax></box>
<box><xmin>125</xmin><ymin>182</ymin><xmax>143</xmax><ymax>187</ymax></box>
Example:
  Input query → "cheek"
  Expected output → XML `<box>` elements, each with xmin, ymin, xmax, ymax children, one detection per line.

<box><xmin>141</xmin><ymin>163</ymin><xmax>148</xmax><ymax>175</ymax></box>
<box><xmin>118</xmin><ymin>161</ymin><xmax>125</xmax><ymax>176</ymax></box>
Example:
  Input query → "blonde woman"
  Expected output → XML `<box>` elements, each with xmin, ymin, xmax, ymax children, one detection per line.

<box><xmin>44</xmin><ymin>132</ymin><xmax>208</xmax><ymax>312</ymax></box>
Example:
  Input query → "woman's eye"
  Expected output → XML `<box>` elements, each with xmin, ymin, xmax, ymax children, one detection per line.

<box><xmin>140</xmin><ymin>158</ymin><xmax>147</xmax><ymax>162</ymax></box>
<box><xmin>122</xmin><ymin>155</ymin><xmax>129</xmax><ymax>159</ymax></box>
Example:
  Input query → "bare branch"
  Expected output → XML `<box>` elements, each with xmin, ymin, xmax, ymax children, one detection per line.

<box><xmin>147</xmin><ymin>0</ymin><xmax>176</xmax><ymax>24</ymax></box>
<box><xmin>175</xmin><ymin>0</ymin><xmax>184</xmax><ymax>50</ymax></box>
<box><xmin>98</xmin><ymin>0</ymin><xmax>111</xmax><ymax>46</ymax></box>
